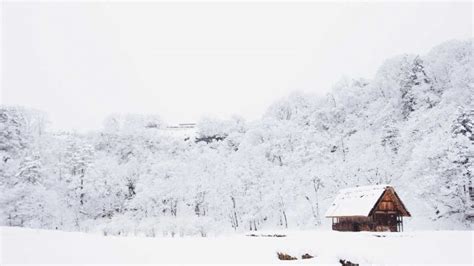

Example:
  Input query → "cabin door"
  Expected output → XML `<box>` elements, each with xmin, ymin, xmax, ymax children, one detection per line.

<box><xmin>388</xmin><ymin>214</ymin><xmax>397</xmax><ymax>232</ymax></box>
<box><xmin>375</xmin><ymin>213</ymin><xmax>398</xmax><ymax>232</ymax></box>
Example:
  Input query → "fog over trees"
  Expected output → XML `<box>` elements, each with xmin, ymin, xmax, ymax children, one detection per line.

<box><xmin>0</xmin><ymin>39</ymin><xmax>472</xmax><ymax>236</ymax></box>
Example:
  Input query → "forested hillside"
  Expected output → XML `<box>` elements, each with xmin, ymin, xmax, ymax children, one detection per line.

<box><xmin>1</xmin><ymin>39</ymin><xmax>472</xmax><ymax>236</ymax></box>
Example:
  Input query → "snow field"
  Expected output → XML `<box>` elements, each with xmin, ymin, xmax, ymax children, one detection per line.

<box><xmin>1</xmin><ymin>227</ymin><xmax>472</xmax><ymax>265</ymax></box>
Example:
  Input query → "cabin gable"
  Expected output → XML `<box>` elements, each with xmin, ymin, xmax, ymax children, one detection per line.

<box><xmin>369</xmin><ymin>188</ymin><xmax>411</xmax><ymax>217</ymax></box>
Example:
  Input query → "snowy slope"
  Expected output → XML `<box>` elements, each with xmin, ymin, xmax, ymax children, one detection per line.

<box><xmin>0</xmin><ymin>39</ymin><xmax>472</xmax><ymax>237</ymax></box>
<box><xmin>0</xmin><ymin>226</ymin><xmax>472</xmax><ymax>265</ymax></box>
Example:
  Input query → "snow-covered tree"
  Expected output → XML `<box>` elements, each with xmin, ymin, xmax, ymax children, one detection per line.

<box><xmin>1</xmin><ymin>38</ymin><xmax>472</xmax><ymax>234</ymax></box>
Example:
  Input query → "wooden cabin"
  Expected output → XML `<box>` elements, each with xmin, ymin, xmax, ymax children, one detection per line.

<box><xmin>325</xmin><ymin>185</ymin><xmax>411</xmax><ymax>232</ymax></box>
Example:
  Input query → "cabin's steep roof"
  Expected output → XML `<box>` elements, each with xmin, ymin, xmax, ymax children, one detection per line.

<box><xmin>325</xmin><ymin>184</ymin><xmax>389</xmax><ymax>217</ymax></box>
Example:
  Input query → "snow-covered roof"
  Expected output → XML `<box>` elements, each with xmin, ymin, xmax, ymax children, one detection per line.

<box><xmin>325</xmin><ymin>184</ymin><xmax>390</xmax><ymax>217</ymax></box>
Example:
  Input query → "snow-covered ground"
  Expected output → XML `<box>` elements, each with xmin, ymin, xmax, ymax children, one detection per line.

<box><xmin>0</xmin><ymin>227</ymin><xmax>472</xmax><ymax>265</ymax></box>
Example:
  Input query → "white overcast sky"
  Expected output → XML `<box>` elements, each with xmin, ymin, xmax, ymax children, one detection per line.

<box><xmin>1</xmin><ymin>1</ymin><xmax>472</xmax><ymax>132</ymax></box>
